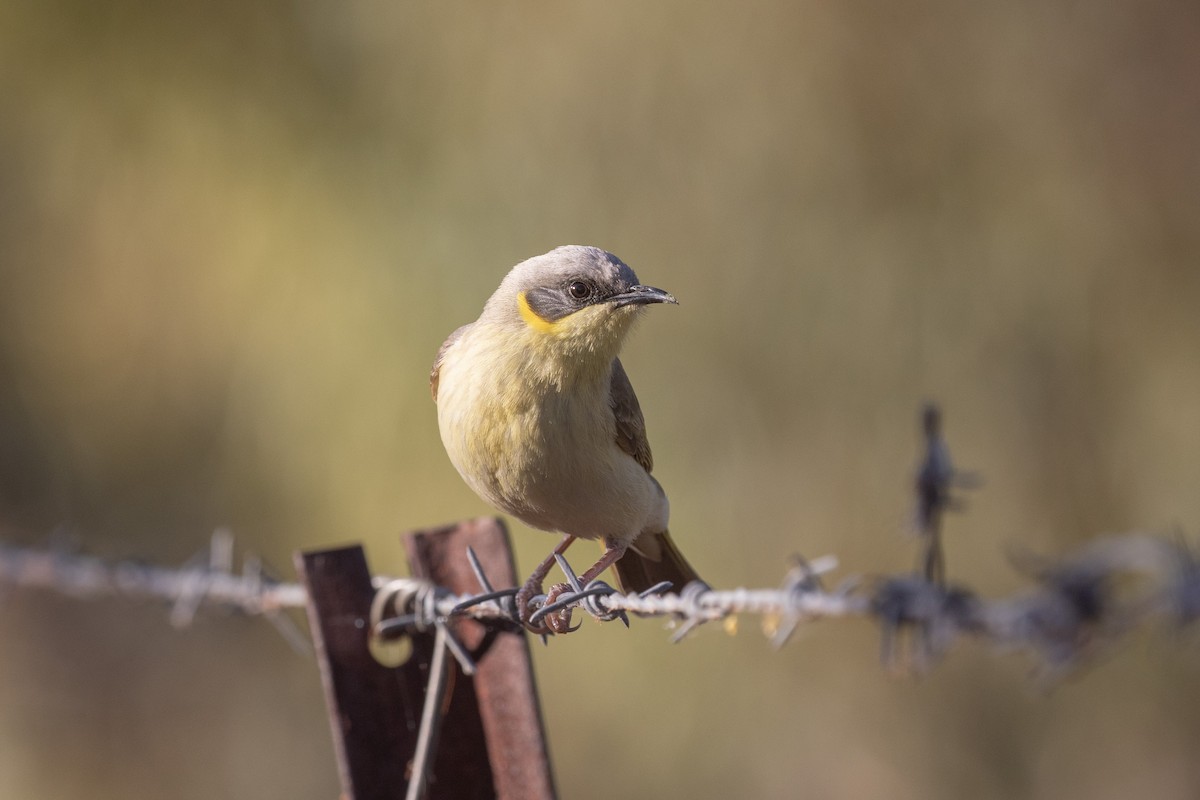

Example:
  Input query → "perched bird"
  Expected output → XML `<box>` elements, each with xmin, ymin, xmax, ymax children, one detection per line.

<box><xmin>431</xmin><ymin>245</ymin><xmax>701</xmax><ymax>632</ymax></box>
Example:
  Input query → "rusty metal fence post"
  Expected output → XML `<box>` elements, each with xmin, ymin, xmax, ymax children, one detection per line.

<box><xmin>297</xmin><ymin>517</ymin><xmax>557</xmax><ymax>800</ymax></box>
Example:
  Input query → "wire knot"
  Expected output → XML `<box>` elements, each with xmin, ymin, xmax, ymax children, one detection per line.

<box><xmin>578</xmin><ymin>579</ymin><xmax>623</xmax><ymax>621</ymax></box>
<box><xmin>370</xmin><ymin>577</ymin><xmax>444</xmax><ymax>640</ymax></box>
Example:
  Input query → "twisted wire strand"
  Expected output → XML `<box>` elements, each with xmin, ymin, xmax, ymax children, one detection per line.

<box><xmin>364</xmin><ymin>531</ymin><xmax>1199</xmax><ymax>677</ymax></box>
<box><xmin>0</xmin><ymin>528</ymin><xmax>1196</xmax><ymax>674</ymax></box>
<box><xmin>0</xmin><ymin>532</ymin><xmax>307</xmax><ymax>614</ymax></box>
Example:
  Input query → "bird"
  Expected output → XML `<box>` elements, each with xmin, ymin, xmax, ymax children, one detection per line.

<box><xmin>431</xmin><ymin>245</ymin><xmax>701</xmax><ymax>633</ymax></box>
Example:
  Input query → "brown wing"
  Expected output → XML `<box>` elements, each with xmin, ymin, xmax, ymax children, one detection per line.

<box><xmin>609</xmin><ymin>358</ymin><xmax>654</xmax><ymax>473</ymax></box>
<box><xmin>430</xmin><ymin>324</ymin><xmax>470</xmax><ymax>401</ymax></box>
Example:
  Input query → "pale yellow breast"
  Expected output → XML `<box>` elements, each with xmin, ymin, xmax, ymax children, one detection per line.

<box><xmin>436</xmin><ymin>325</ymin><xmax>668</xmax><ymax>543</ymax></box>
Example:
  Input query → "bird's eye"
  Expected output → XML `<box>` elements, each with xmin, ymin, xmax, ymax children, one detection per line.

<box><xmin>567</xmin><ymin>280</ymin><xmax>593</xmax><ymax>301</ymax></box>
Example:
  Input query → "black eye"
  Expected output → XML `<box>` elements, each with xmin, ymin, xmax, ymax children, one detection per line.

<box><xmin>567</xmin><ymin>280</ymin><xmax>593</xmax><ymax>301</ymax></box>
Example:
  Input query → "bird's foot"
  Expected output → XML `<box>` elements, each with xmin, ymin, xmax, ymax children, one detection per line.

<box><xmin>514</xmin><ymin>576</ymin><xmax>542</xmax><ymax>630</ymax></box>
<box><xmin>540</xmin><ymin>582</ymin><xmax>579</xmax><ymax>634</ymax></box>
<box><xmin>515</xmin><ymin>578</ymin><xmax>578</xmax><ymax>635</ymax></box>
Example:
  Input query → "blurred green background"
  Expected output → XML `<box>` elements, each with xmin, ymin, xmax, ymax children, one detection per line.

<box><xmin>2</xmin><ymin>1</ymin><xmax>1199</xmax><ymax>797</ymax></box>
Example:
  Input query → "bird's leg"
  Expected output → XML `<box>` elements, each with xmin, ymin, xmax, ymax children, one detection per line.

<box><xmin>516</xmin><ymin>534</ymin><xmax>575</xmax><ymax>632</ymax></box>
<box><xmin>577</xmin><ymin>537</ymin><xmax>630</xmax><ymax>586</ymax></box>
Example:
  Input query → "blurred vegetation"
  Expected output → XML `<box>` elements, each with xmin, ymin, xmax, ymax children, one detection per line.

<box><xmin>2</xmin><ymin>1</ymin><xmax>1199</xmax><ymax>798</ymax></box>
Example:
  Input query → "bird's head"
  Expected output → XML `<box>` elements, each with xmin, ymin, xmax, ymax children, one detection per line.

<box><xmin>485</xmin><ymin>245</ymin><xmax>677</xmax><ymax>363</ymax></box>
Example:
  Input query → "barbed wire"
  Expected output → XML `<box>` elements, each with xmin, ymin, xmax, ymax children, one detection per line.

<box><xmin>2</xmin><ymin>522</ymin><xmax>1196</xmax><ymax>679</ymax></box>
<box><xmin>0</xmin><ymin>528</ymin><xmax>313</xmax><ymax>653</ymax></box>
<box><xmin>1</xmin><ymin>406</ymin><xmax>1198</xmax><ymax>679</ymax></box>
<box><xmin>365</xmin><ymin>528</ymin><xmax>1200</xmax><ymax>677</ymax></box>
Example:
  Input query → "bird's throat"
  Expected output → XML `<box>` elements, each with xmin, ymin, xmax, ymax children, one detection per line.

<box><xmin>517</xmin><ymin>291</ymin><xmax>558</xmax><ymax>335</ymax></box>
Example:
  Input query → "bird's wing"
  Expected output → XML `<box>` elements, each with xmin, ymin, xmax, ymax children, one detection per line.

<box><xmin>609</xmin><ymin>358</ymin><xmax>654</xmax><ymax>473</ymax></box>
<box><xmin>430</xmin><ymin>324</ymin><xmax>470</xmax><ymax>401</ymax></box>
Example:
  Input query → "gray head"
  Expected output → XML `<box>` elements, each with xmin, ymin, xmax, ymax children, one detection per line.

<box><xmin>484</xmin><ymin>245</ymin><xmax>676</xmax><ymax>329</ymax></box>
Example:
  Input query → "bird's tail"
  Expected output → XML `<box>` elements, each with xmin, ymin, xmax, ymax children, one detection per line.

<box><xmin>612</xmin><ymin>530</ymin><xmax>702</xmax><ymax>594</ymax></box>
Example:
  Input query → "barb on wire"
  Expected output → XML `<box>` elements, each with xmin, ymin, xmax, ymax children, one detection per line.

<box><xmin>0</xmin><ymin>530</ymin><xmax>311</xmax><ymax>654</ymax></box>
<box><xmin>913</xmin><ymin>403</ymin><xmax>981</xmax><ymax>585</ymax></box>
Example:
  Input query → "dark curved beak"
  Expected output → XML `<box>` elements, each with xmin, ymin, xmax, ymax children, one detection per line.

<box><xmin>608</xmin><ymin>284</ymin><xmax>678</xmax><ymax>308</ymax></box>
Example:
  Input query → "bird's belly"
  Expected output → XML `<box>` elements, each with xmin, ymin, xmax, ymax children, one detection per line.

<box><xmin>515</xmin><ymin>433</ymin><xmax>662</xmax><ymax>542</ymax></box>
<box><xmin>438</xmin><ymin>370</ymin><xmax>665</xmax><ymax>542</ymax></box>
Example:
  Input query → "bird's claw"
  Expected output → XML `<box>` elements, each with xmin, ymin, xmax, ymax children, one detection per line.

<box><xmin>516</xmin><ymin>580</ymin><xmax>578</xmax><ymax>635</ymax></box>
<box><xmin>541</xmin><ymin>583</ymin><xmax>579</xmax><ymax>634</ymax></box>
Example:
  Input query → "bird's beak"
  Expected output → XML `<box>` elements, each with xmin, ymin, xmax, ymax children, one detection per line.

<box><xmin>608</xmin><ymin>284</ymin><xmax>678</xmax><ymax>308</ymax></box>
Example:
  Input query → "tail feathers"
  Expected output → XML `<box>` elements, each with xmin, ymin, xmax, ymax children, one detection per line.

<box><xmin>612</xmin><ymin>530</ymin><xmax>702</xmax><ymax>594</ymax></box>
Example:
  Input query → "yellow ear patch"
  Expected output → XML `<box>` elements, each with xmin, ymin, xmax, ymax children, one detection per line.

<box><xmin>517</xmin><ymin>291</ymin><xmax>559</xmax><ymax>334</ymax></box>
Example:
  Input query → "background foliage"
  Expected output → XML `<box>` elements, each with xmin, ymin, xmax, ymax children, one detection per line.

<box><xmin>2</xmin><ymin>2</ymin><xmax>1199</xmax><ymax>797</ymax></box>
